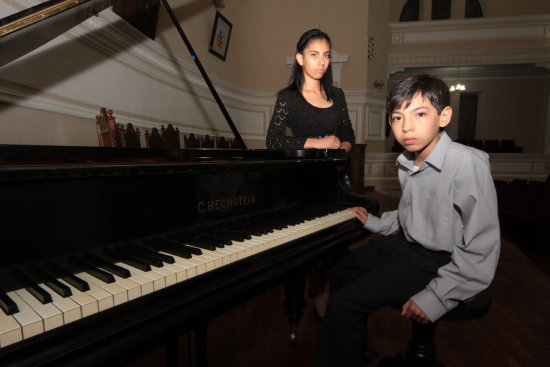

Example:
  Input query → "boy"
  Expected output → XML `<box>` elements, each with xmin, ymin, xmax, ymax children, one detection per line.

<box><xmin>314</xmin><ymin>74</ymin><xmax>500</xmax><ymax>367</ymax></box>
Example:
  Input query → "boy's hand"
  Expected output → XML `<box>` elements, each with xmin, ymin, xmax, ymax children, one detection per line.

<box><xmin>348</xmin><ymin>207</ymin><xmax>368</xmax><ymax>225</ymax></box>
<box><xmin>401</xmin><ymin>299</ymin><xmax>430</xmax><ymax>324</ymax></box>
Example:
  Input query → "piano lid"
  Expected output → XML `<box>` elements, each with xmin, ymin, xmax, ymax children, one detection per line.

<box><xmin>0</xmin><ymin>0</ymin><xmax>118</xmax><ymax>68</ymax></box>
<box><xmin>0</xmin><ymin>0</ymin><xmax>247</xmax><ymax>149</ymax></box>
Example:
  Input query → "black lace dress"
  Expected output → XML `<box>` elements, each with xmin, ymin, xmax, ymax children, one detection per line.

<box><xmin>266</xmin><ymin>86</ymin><xmax>355</xmax><ymax>149</ymax></box>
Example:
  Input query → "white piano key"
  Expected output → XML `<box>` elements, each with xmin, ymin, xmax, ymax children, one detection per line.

<box><xmin>224</xmin><ymin>243</ymin><xmax>247</xmax><ymax>260</ymax></box>
<box><xmin>0</xmin><ymin>312</ymin><xmax>22</xmax><ymax>348</ymax></box>
<box><xmin>187</xmin><ymin>253</ymin><xmax>216</xmax><ymax>272</ymax></box>
<box><xmin>228</xmin><ymin>241</ymin><xmax>252</xmax><ymax>258</ymax></box>
<box><xmin>78</xmin><ymin>273</ymin><xmax>128</xmax><ymax>306</ymax></box>
<box><xmin>123</xmin><ymin>265</ymin><xmax>166</xmax><ymax>291</ymax></box>
<box><xmin>162</xmin><ymin>262</ymin><xmax>188</xmax><ymax>283</ymax></box>
<box><xmin>58</xmin><ymin>279</ymin><xmax>99</xmax><ymax>318</ymax></box>
<box><xmin>113</xmin><ymin>263</ymin><xmax>154</xmax><ymax>295</ymax></box>
<box><xmin>174</xmin><ymin>257</ymin><xmax>205</xmax><ymax>275</ymax></box>
<box><xmin>6</xmin><ymin>291</ymin><xmax>43</xmax><ymax>339</ymax></box>
<box><xmin>189</xmin><ymin>247</ymin><xmax>223</xmax><ymax>268</ymax></box>
<box><xmin>14</xmin><ymin>289</ymin><xmax>63</xmax><ymax>332</ymax></box>
<box><xmin>111</xmin><ymin>275</ymin><xmax>142</xmax><ymax>301</ymax></box>
<box><xmin>148</xmin><ymin>265</ymin><xmax>177</xmax><ymax>287</ymax></box>
<box><xmin>74</xmin><ymin>273</ymin><xmax>114</xmax><ymax>311</ymax></box>
<box><xmin>161</xmin><ymin>253</ymin><xmax>199</xmax><ymax>278</ymax></box>
<box><xmin>208</xmin><ymin>247</ymin><xmax>234</xmax><ymax>265</ymax></box>
<box><xmin>41</xmin><ymin>283</ymin><xmax>82</xmax><ymax>324</ymax></box>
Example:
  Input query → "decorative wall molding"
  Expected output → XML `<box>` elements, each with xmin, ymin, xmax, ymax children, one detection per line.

<box><xmin>0</xmin><ymin>6</ymin><xmax>277</xmax><ymax>142</ymax></box>
<box><xmin>363</xmin><ymin>152</ymin><xmax>550</xmax><ymax>194</ymax></box>
<box><xmin>388</xmin><ymin>14</ymin><xmax>550</xmax><ymax>68</ymax></box>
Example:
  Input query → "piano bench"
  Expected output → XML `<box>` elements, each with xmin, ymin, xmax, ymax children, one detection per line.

<box><xmin>378</xmin><ymin>289</ymin><xmax>492</xmax><ymax>367</ymax></box>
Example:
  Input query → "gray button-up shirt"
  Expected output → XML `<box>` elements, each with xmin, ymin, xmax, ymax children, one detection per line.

<box><xmin>364</xmin><ymin>132</ymin><xmax>501</xmax><ymax>321</ymax></box>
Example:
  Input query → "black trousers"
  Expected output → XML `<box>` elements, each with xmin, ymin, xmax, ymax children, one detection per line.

<box><xmin>314</xmin><ymin>233</ymin><xmax>451</xmax><ymax>367</ymax></box>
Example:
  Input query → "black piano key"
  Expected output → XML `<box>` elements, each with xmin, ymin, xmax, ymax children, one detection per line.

<box><xmin>146</xmin><ymin>238</ymin><xmax>201</xmax><ymax>256</ymax></box>
<box><xmin>129</xmin><ymin>244</ymin><xmax>175</xmax><ymax>264</ymax></box>
<box><xmin>115</xmin><ymin>246</ymin><xmax>163</xmax><ymax>268</ymax></box>
<box><xmin>44</xmin><ymin>279</ymin><xmax>72</xmax><ymax>297</ymax></box>
<box><xmin>29</xmin><ymin>265</ymin><xmax>72</xmax><ymax>297</ymax></box>
<box><xmin>0</xmin><ymin>290</ymin><xmax>19</xmax><ymax>315</ymax></box>
<box><xmin>211</xmin><ymin>232</ymin><xmax>246</xmax><ymax>242</ymax></box>
<box><xmin>102</xmin><ymin>248</ymin><xmax>152</xmax><ymax>272</ymax></box>
<box><xmin>12</xmin><ymin>269</ymin><xmax>53</xmax><ymax>304</ymax></box>
<box><xmin>183</xmin><ymin>239</ymin><xmax>217</xmax><ymax>251</ymax></box>
<box><xmin>195</xmin><ymin>236</ymin><xmax>226</xmax><ymax>248</ymax></box>
<box><xmin>83</xmin><ymin>253</ymin><xmax>131</xmax><ymax>278</ymax></box>
<box><xmin>145</xmin><ymin>240</ymin><xmax>193</xmax><ymax>259</ymax></box>
<box><xmin>45</xmin><ymin>262</ymin><xmax>90</xmax><ymax>292</ymax></box>
<box><xmin>226</xmin><ymin>230</ymin><xmax>254</xmax><ymax>239</ymax></box>
<box><xmin>202</xmin><ymin>234</ymin><xmax>234</xmax><ymax>245</ymax></box>
<box><xmin>25</xmin><ymin>284</ymin><xmax>53</xmax><ymax>304</ymax></box>
<box><xmin>69</xmin><ymin>256</ymin><xmax>115</xmax><ymax>284</ymax></box>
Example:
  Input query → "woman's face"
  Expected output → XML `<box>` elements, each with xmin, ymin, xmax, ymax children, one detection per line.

<box><xmin>296</xmin><ymin>39</ymin><xmax>331</xmax><ymax>83</ymax></box>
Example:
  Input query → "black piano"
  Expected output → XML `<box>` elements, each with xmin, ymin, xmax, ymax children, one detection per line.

<box><xmin>0</xmin><ymin>2</ymin><xmax>379</xmax><ymax>367</ymax></box>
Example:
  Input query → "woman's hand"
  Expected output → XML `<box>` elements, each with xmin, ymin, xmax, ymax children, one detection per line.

<box><xmin>348</xmin><ymin>207</ymin><xmax>368</xmax><ymax>225</ymax></box>
<box><xmin>305</xmin><ymin>136</ymin><xmax>342</xmax><ymax>150</ymax></box>
<box><xmin>340</xmin><ymin>141</ymin><xmax>352</xmax><ymax>153</ymax></box>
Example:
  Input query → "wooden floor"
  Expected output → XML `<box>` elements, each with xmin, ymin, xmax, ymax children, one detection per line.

<box><xmin>125</xmin><ymin>191</ymin><xmax>550</xmax><ymax>367</ymax></box>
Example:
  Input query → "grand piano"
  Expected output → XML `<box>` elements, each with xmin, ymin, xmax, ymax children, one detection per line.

<box><xmin>0</xmin><ymin>2</ymin><xmax>378</xmax><ymax>366</ymax></box>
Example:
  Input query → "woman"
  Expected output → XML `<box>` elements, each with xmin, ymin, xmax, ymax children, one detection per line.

<box><xmin>266</xmin><ymin>29</ymin><xmax>355</xmax><ymax>317</ymax></box>
<box><xmin>266</xmin><ymin>29</ymin><xmax>354</xmax><ymax>153</ymax></box>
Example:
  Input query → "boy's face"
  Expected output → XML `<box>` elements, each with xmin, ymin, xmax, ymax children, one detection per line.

<box><xmin>389</xmin><ymin>92</ymin><xmax>452</xmax><ymax>164</ymax></box>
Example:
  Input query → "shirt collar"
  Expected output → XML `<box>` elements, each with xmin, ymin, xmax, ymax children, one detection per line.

<box><xmin>396</xmin><ymin>131</ymin><xmax>452</xmax><ymax>172</ymax></box>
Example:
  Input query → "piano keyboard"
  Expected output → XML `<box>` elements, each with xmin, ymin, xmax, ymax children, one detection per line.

<box><xmin>0</xmin><ymin>208</ymin><xmax>356</xmax><ymax>348</ymax></box>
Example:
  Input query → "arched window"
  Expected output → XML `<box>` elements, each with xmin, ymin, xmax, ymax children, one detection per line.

<box><xmin>399</xmin><ymin>0</ymin><xmax>419</xmax><ymax>22</ymax></box>
<box><xmin>432</xmin><ymin>0</ymin><xmax>451</xmax><ymax>20</ymax></box>
<box><xmin>399</xmin><ymin>0</ymin><xmax>483</xmax><ymax>22</ymax></box>
<box><xmin>465</xmin><ymin>0</ymin><xmax>483</xmax><ymax>18</ymax></box>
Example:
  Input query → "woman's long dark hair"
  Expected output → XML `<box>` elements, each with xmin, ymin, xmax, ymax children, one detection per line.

<box><xmin>288</xmin><ymin>29</ymin><xmax>334</xmax><ymax>102</ymax></box>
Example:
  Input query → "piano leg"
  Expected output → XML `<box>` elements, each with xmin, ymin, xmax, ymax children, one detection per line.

<box><xmin>195</xmin><ymin>323</ymin><xmax>209</xmax><ymax>367</ymax></box>
<box><xmin>283</xmin><ymin>267</ymin><xmax>307</xmax><ymax>342</ymax></box>
<box><xmin>165</xmin><ymin>330</ymin><xmax>180</xmax><ymax>367</ymax></box>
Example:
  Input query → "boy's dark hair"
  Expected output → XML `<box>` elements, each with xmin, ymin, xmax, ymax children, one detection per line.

<box><xmin>386</xmin><ymin>74</ymin><xmax>450</xmax><ymax>116</ymax></box>
<box><xmin>288</xmin><ymin>29</ymin><xmax>334</xmax><ymax>101</ymax></box>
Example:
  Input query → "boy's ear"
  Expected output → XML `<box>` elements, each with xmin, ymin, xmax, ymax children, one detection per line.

<box><xmin>439</xmin><ymin>106</ymin><xmax>452</xmax><ymax>128</ymax></box>
<box><xmin>296</xmin><ymin>53</ymin><xmax>304</xmax><ymax>66</ymax></box>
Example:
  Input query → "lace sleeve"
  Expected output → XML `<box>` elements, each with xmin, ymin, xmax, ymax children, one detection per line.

<box><xmin>335</xmin><ymin>93</ymin><xmax>355</xmax><ymax>145</ymax></box>
<box><xmin>266</xmin><ymin>93</ymin><xmax>307</xmax><ymax>149</ymax></box>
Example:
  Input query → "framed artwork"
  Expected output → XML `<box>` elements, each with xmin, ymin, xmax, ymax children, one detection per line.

<box><xmin>208</xmin><ymin>11</ymin><xmax>232</xmax><ymax>61</ymax></box>
<box><xmin>113</xmin><ymin>0</ymin><xmax>160</xmax><ymax>40</ymax></box>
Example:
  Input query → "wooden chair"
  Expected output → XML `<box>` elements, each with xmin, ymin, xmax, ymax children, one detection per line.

<box><xmin>184</xmin><ymin>133</ymin><xmax>200</xmax><ymax>148</ymax></box>
<box><xmin>124</xmin><ymin>123</ymin><xmax>141</xmax><ymax>148</ymax></box>
<box><xmin>216</xmin><ymin>136</ymin><xmax>229</xmax><ymax>149</ymax></box>
<box><xmin>145</xmin><ymin>128</ymin><xmax>164</xmax><ymax>149</ymax></box>
<box><xmin>501</xmin><ymin>140</ymin><xmax>523</xmax><ymax>153</ymax></box>
<box><xmin>484</xmin><ymin>139</ymin><xmax>500</xmax><ymax>153</ymax></box>
<box><xmin>230</xmin><ymin>138</ymin><xmax>243</xmax><ymax>149</ymax></box>
<box><xmin>162</xmin><ymin>124</ymin><xmax>181</xmax><ymax>149</ymax></box>
<box><xmin>200</xmin><ymin>135</ymin><xmax>214</xmax><ymax>148</ymax></box>
<box><xmin>467</xmin><ymin>140</ymin><xmax>483</xmax><ymax>150</ymax></box>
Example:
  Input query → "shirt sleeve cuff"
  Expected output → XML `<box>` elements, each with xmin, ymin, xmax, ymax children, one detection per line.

<box><xmin>364</xmin><ymin>214</ymin><xmax>381</xmax><ymax>233</ymax></box>
<box><xmin>411</xmin><ymin>289</ymin><xmax>450</xmax><ymax>322</ymax></box>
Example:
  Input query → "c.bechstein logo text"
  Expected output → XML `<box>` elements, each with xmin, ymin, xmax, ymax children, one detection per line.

<box><xmin>197</xmin><ymin>195</ymin><xmax>256</xmax><ymax>213</ymax></box>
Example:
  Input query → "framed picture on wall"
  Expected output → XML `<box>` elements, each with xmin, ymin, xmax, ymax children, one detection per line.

<box><xmin>208</xmin><ymin>11</ymin><xmax>232</xmax><ymax>61</ymax></box>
